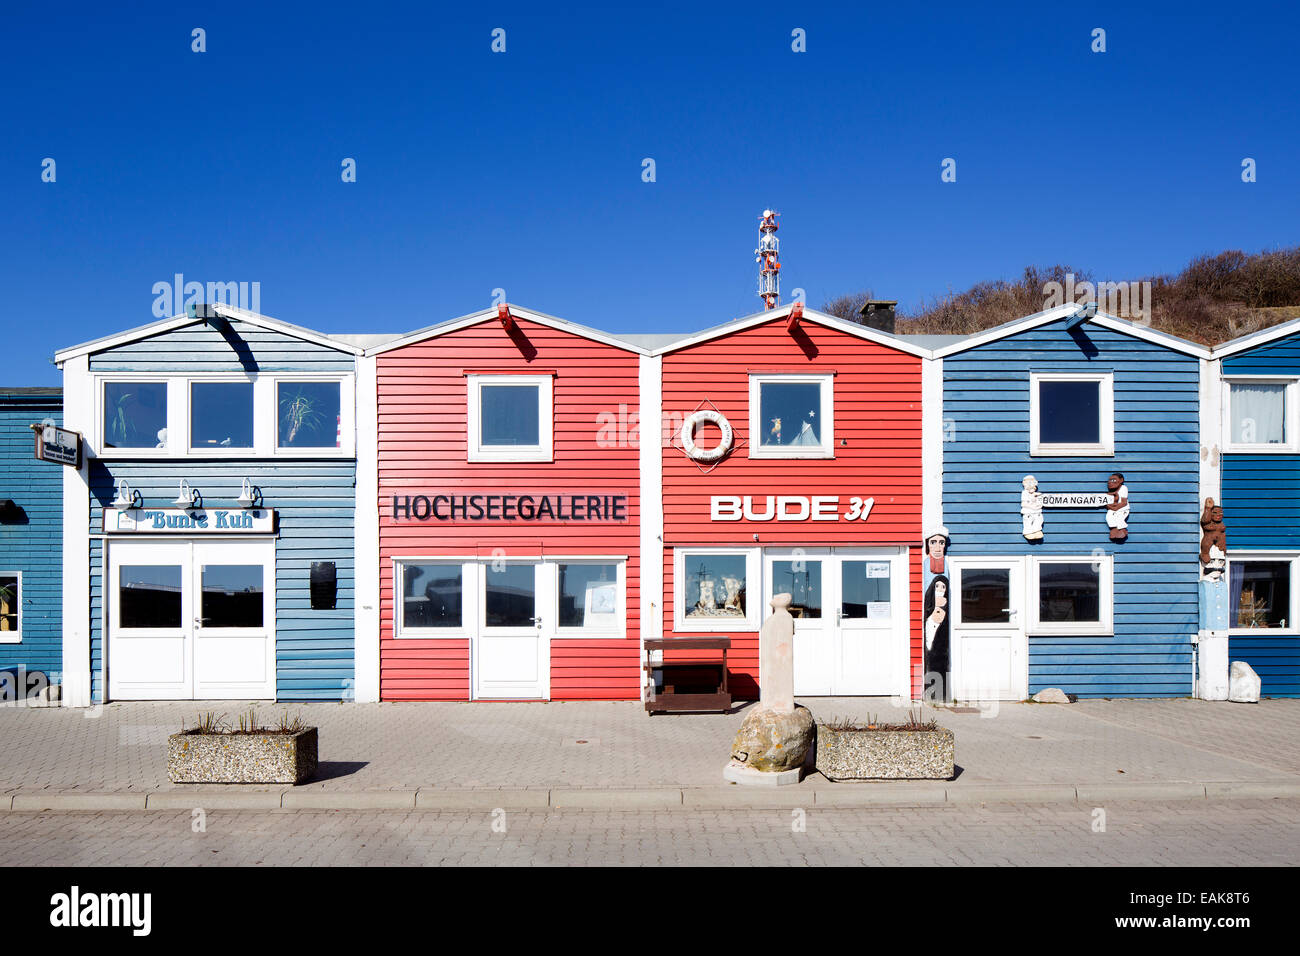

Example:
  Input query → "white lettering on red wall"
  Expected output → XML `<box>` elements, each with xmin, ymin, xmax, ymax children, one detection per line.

<box><xmin>709</xmin><ymin>495</ymin><xmax>874</xmax><ymax>522</ymax></box>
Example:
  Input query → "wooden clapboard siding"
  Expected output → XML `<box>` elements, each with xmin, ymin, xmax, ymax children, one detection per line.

<box><xmin>660</xmin><ymin>318</ymin><xmax>924</xmax><ymax>697</ymax></box>
<box><xmin>376</xmin><ymin>316</ymin><xmax>642</xmax><ymax>701</ymax></box>
<box><xmin>85</xmin><ymin>320</ymin><xmax>357</xmax><ymax>702</ymax></box>
<box><xmin>943</xmin><ymin>318</ymin><xmax>1201</xmax><ymax>698</ymax></box>
<box><xmin>1220</xmin><ymin>330</ymin><xmax>1300</xmax><ymax>696</ymax></box>
<box><xmin>0</xmin><ymin>392</ymin><xmax>63</xmax><ymax>682</ymax></box>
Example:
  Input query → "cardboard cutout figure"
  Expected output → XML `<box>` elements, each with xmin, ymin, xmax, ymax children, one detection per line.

<box><xmin>1200</xmin><ymin>497</ymin><xmax>1227</xmax><ymax>580</ymax></box>
<box><xmin>1106</xmin><ymin>472</ymin><xmax>1129</xmax><ymax>542</ymax></box>
<box><xmin>1021</xmin><ymin>475</ymin><xmax>1044</xmax><ymax>540</ymax></box>
<box><xmin>923</xmin><ymin>575</ymin><xmax>951</xmax><ymax>701</ymax></box>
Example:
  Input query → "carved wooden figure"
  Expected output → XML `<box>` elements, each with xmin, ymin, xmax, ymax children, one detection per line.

<box><xmin>1200</xmin><ymin>497</ymin><xmax>1227</xmax><ymax>580</ymax></box>
<box><xmin>1021</xmin><ymin>475</ymin><xmax>1044</xmax><ymax>540</ymax></box>
<box><xmin>1106</xmin><ymin>472</ymin><xmax>1129</xmax><ymax>542</ymax></box>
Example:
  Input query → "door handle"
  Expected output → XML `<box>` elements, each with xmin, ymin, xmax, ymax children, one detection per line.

<box><xmin>529</xmin><ymin>616</ymin><xmax>542</xmax><ymax>627</ymax></box>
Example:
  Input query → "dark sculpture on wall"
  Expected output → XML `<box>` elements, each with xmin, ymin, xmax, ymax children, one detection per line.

<box><xmin>1200</xmin><ymin>497</ymin><xmax>1227</xmax><ymax>580</ymax></box>
<box><xmin>1106</xmin><ymin>472</ymin><xmax>1130</xmax><ymax>541</ymax></box>
<box><xmin>923</xmin><ymin>575</ymin><xmax>950</xmax><ymax>701</ymax></box>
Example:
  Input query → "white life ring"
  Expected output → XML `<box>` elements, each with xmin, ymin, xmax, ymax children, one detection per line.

<box><xmin>681</xmin><ymin>410</ymin><xmax>734</xmax><ymax>461</ymax></box>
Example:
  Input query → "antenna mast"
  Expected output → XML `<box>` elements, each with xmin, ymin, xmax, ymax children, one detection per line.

<box><xmin>755</xmin><ymin>209</ymin><xmax>780</xmax><ymax>310</ymax></box>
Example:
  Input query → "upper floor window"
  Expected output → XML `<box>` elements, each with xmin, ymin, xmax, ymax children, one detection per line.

<box><xmin>466</xmin><ymin>373</ymin><xmax>553</xmax><ymax>462</ymax></box>
<box><xmin>1029</xmin><ymin>372</ymin><xmax>1114</xmax><ymax>456</ymax></box>
<box><xmin>749</xmin><ymin>373</ymin><xmax>834</xmax><ymax>458</ymax></box>
<box><xmin>1224</xmin><ymin>378</ymin><xmax>1298</xmax><ymax>452</ymax></box>
<box><xmin>95</xmin><ymin>375</ymin><xmax>354</xmax><ymax>458</ymax></box>
<box><xmin>0</xmin><ymin>572</ymin><xmax>20</xmax><ymax>643</ymax></box>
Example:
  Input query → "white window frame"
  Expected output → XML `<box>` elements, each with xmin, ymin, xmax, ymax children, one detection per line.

<box><xmin>1028</xmin><ymin>555</ymin><xmax>1114</xmax><ymax>636</ymax></box>
<box><xmin>394</xmin><ymin>559</ymin><xmax>476</xmax><ymax>639</ymax></box>
<box><xmin>1222</xmin><ymin>376</ymin><xmax>1300</xmax><ymax>454</ymax></box>
<box><xmin>92</xmin><ymin>373</ymin><xmax>355</xmax><ymax>460</ymax></box>
<box><xmin>673</xmin><ymin>547</ymin><xmax>761</xmax><ymax>632</ymax></box>
<box><xmin>748</xmin><ymin>373</ymin><xmax>835</xmax><ymax>459</ymax></box>
<box><xmin>0</xmin><ymin>570</ymin><xmax>21</xmax><ymax>644</ymax></box>
<box><xmin>553</xmin><ymin>558</ymin><xmax>626</xmax><ymax>637</ymax></box>
<box><xmin>1225</xmin><ymin>552</ymin><xmax>1299</xmax><ymax>635</ymax></box>
<box><xmin>1029</xmin><ymin>372</ymin><xmax>1115</xmax><ymax>457</ymax></box>
<box><xmin>466</xmin><ymin>374</ymin><xmax>553</xmax><ymax>463</ymax></box>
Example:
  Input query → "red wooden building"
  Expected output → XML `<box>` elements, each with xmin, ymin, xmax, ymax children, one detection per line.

<box><xmin>372</xmin><ymin>305</ymin><xmax>646</xmax><ymax>701</ymax></box>
<box><xmin>653</xmin><ymin>304</ymin><xmax>927</xmax><ymax>700</ymax></box>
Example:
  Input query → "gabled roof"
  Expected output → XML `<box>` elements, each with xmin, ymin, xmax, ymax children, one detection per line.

<box><xmin>1212</xmin><ymin>314</ymin><xmax>1300</xmax><ymax>358</ymax></box>
<box><xmin>928</xmin><ymin>304</ymin><xmax>1211</xmax><ymax>359</ymax></box>
<box><xmin>648</xmin><ymin>302</ymin><xmax>933</xmax><ymax>358</ymax></box>
<box><xmin>53</xmin><ymin>303</ymin><xmax>364</xmax><ymax>364</ymax></box>
<box><xmin>365</xmin><ymin>304</ymin><xmax>650</xmax><ymax>356</ymax></box>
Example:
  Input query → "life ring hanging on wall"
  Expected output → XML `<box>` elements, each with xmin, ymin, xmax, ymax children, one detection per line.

<box><xmin>680</xmin><ymin>409</ymin><xmax>734</xmax><ymax>462</ymax></box>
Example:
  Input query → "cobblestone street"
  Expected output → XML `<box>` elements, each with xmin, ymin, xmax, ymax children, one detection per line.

<box><xmin>3</xmin><ymin>799</ymin><xmax>1295</xmax><ymax>867</ymax></box>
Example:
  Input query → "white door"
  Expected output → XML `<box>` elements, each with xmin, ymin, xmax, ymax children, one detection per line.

<box><xmin>769</xmin><ymin>549</ymin><xmax>906</xmax><ymax>697</ymax></box>
<box><xmin>108</xmin><ymin>539</ymin><xmax>275</xmax><ymax>701</ymax></box>
<box><xmin>473</xmin><ymin>561</ymin><xmax>548</xmax><ymax>699</ymax></box>
<box><xmin>950</xmin><ymin>557</ymin><xmax>1027</xmax><ymax>701</ymax></box>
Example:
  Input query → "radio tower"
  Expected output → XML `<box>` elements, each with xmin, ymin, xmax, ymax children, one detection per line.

<box><xmin>755</xmin><ymin>209</ymin><xmax>780</xmax><ymax>309</ymax></box>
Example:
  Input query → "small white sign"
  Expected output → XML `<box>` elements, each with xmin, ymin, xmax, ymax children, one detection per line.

<box><xmin>1041</xmin><ymin>493</ymin><xmax>1111</xmax><ymax>508</ymax></box>
<box><xmin>105</xmin><ymin>508</ymin><xmax>275</xmax><ymax>534</ymax></box>
<box><xmin>864</xmin><ymin>562</ymin><xmax>890</xmax><ymax>579</ymax></box>
<box><xmin>866</xmin><ymin>601</ymin><xmax>892</xmax><ymax>620</ymax></box>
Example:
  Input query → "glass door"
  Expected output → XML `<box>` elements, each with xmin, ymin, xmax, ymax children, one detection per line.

<box><xmin>835</xmin><ymin>555</ymin><xmax>899</xmax><ymax>696</ymax></box>
<box><xmin>474</xmin><ymin>561</ymin><xmax>548</xmax><ymax>699</ymax></box>
<box><xmin>950</xmin><ymin>558</ymin><xmax>1027</xmax><ymax>701</ymax></box>
<box><xmin>108</xmin><ymin>542</ymin><xmax>192</xmax><ymax>700</ymax></box>
<box><xmin>192</xmin><ymin>540</ymin><xmax>276</xmax><ymax>699</ymax></box>
<box><xmin>766</xmin><ymin>550</ymin><xmax>830</xmax><ymax>696</ymax></box>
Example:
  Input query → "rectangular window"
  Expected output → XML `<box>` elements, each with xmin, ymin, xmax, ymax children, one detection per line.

<box><xmin>749</xmin><ymin>374</ymin><xmax>834</xmax><ymax>458</ymax></box>
<box><xmin>484</xmin><ymin>563</ymin><xmax>536</xmax><ymax>627</ymax></box>
<box><xmin>400</xmin><ymin>563</ymin><xmax>464</xmax><ymax>632</ymax></box>
<box><xmin>771</xmin><ymin>559</ymin><xmax>823</xmax><ymax>620</ymax></box>
<box><xmin>1030</xmin><ymin>372</ymin><xmax>1114</xmax><ymax>456</ymax></box>
<box><xmin>1029</xmin><ymin>557</ymin><xmax>1113</xmax><ymax>635</ymax></box>
<box><xmin>1230</xmin><ymin>559</ymin><xmax>1293</xmax><ymax>629</ymax></box>
<box><xmin>119</xmin><ymin>565</ymin><xmax>183</xmax><ymax>629</ymax></box>
<box><xmin>557</xmin><ymin>562</ymin><xmax>620</xmax><ymax>631</ymax></box>
<box><xmin>0</xmin><ymin>573</ymin><xmax>20</xmax><ymax>642</ymax></box>
<box><xmin>277</xmin><ymin>381</ymin><xmax>342</xmax><ymax>449</ymax></box>
<box><xmin>200</xmin><ymin>565</ymin><xmax>264</xmax><ymax>628</ymax></box>
<box><xmin>190</xmin><ymin>381</ymin><xmax>254</xmax><ymax>450</ymax></box>
<box><xmin>841</xmin><ymin>559</ymin><xmax>892</xmax><ymax>621</ymax></box>
<box><xmin>961</xmin><ymin>567</ymin><xmax>1011</xmax><ymax>623</ymax></box>
<box><xmin>675</xmin><ymin>549</ymin><xmax>759</xmax><ymax>631</ymax></box>
<box><xmin>1225</xmin><ymin>379</ymin><xmax>1297</xmax><ymax>452</ymax></box>
<box><xmin>103</xmin><ymin>381</ymin><xmax>168</xmax><ymax>449</ymax></box>
<box><xmin>467</xmin><ymin>374</ymin><xmax>553</xmax><ymax>462</ymax></box>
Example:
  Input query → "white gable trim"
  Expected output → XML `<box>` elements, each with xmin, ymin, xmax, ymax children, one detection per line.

<box><xmin>1212</xmin><ymin>315</ymin><xmax>1300</xmax><ymax>359</ymax></box>
<box><xmin>649</xmin><ymin>303</ymin><xmax>932</xmax><ymax>358</ymax></box>
<box><xmin>365</xmin><ymin>304</ymin><xmax>649</xmax><ymax>356</ymax></box>
<box><xmin>930</xmin><ymin>304</ymin><xmax>1209</xmax><ymax>359</ymax></box>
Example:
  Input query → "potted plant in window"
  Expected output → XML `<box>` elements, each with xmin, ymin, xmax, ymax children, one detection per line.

<box><xmin>815</xmin><ymin>711</ymin><xmax>955</xmax><ymax>781</ymax></box>
<box><xmin>168</xmin><ymin>709</ymin><xmax>318</xmax><ymax>784</ymax></box>
<box><xmin>0</xmin><ymin>580</ymin><xmax>16</xmax><ymax>632</ymax></box>
<box><xmin>280</xmin><ymin>388</ymin><xmax>322</xmax><ymax>445</ymax></box>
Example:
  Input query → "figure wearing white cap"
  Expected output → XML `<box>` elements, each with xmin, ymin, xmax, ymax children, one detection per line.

<box><xmin>1021</xmin><ymin>475</ymin><xmax>1043</xmax><ymax>541</ymax></box>
<box><xmin>923</xmin><ymin>526</ymin><xmax>950</xmax><ymax>578</ymax></box>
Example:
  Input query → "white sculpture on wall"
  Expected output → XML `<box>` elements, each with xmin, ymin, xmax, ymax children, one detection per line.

<box><xmin>1021</xmin><ymin>475</ymin><xmax>1043</xmax><ymax>540</ymax></box>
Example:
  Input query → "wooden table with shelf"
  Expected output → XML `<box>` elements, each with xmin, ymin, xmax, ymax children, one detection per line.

<box><xmin>644</xmin><ymin>636</ymin><xmax>732</xmax><ymax>714</ymax></box>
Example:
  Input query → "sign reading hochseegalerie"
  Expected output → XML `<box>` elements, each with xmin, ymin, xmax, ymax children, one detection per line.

<box><xmin>389</xmin><ymin>492</ymin><xmax>629</xmax><ymax>523</ymax></box>
<box><xmin>105</xmin><ymin>508</ymin><xmax>276</xmax><ymax>533</ymax></box>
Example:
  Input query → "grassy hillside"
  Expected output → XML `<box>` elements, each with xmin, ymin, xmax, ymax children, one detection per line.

<box><xmin>822</xmin><ymin>248</ymin><xmax>1300</xmax><ymax>345</ymax></box>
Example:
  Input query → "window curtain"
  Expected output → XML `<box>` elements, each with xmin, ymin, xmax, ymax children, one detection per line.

<box><xmin>1232</xmin><ymin>384</ymin><xmax>1285</xmax><ymax>444</ymax></box>
<box><xmin>1229</xmin><ymin>562</ymin><xmax>1246</xmax><ymax>627</ymax></box>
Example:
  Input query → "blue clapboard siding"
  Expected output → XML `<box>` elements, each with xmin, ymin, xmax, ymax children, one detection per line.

<box><xmin>1221</xmin><ymin>329</ymin><xmax>1300</xmax><ymax>695</ymax></box>
<box><xmin>0</xmin><ymin>392</ymin><xmax>63</xmax><ymax>687</ymax></box>
<box><xmin>85</xmin><ymin>318</ymin><xmax>356</xmax><ymax>702</ymax></box>
<box><xmin>943</xmin><ymin>319</ymin><xmax>1201</xmax><ymax>697</ymax></box>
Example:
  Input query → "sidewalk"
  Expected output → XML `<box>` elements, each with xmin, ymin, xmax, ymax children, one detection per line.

<box><xmin>2</xmin><ymin>696</ymin><xmax>1297</xmax><ymax>810</ymax></box>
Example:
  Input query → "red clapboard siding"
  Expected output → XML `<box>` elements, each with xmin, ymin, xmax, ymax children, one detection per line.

<box><xmin>660</xmin><ymin>318</ymin><xmax>924</xmax><ymax>697</ymax></box>
<box><xmin>377</xmin><ymin>316</ymin><xmax>642</xmax><ymax>701</ymax></box>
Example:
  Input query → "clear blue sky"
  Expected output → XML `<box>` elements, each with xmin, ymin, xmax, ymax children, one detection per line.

<box><xmin>4</xmin><ymin>1</ymin><xmax>1297</xmax><ymax>384</ymax></box>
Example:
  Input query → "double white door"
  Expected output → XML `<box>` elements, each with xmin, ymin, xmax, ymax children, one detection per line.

<box><xmin>766</xmin><ymin>549</ymin><xmax>907</xmax><ymax>696</ymax></box>
<box><xmin>107</xmin><ymin>539</ymin><xmax>276</xmax><ymax>700</ymax></box>
<box><xmin>948</xmin><ymin>557</ymin><xmax>1028</xmax><ymax>701</ymax></box>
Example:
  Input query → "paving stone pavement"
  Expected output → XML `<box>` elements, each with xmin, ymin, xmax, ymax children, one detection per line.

<box><xmin>0</xmin><ymin>799</ymin><xmax>1295</xmax><ymax>866</ymax></box>
<box><xmin>0</xmin><ymin>697</ymin><xmax>1296</xmax><ymax>795</ymax></box>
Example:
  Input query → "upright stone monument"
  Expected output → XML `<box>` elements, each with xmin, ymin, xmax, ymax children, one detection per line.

<box><xmin>724</xmin><ymin>594</ymin><xmax>815</xmax><ymax>786</ymax></box>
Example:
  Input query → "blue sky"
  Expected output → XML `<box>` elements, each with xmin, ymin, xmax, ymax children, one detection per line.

<box><xmin>3</xmin><ymin>1</ymin><xmax>1297</xmax><ymax>384</ymax></box>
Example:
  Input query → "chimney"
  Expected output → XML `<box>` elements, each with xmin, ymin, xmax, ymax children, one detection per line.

<box><xmin>857</xmin><ymin>299</ymin><xmax>897</xmax><ymax>334</ymax></box>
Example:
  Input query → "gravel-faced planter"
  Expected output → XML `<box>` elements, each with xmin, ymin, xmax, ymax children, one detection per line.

<box><xmin>167</xmin><ymin>727</ymin><xmax>318</xmax><ymax>784</ymax></box>
<box><xmin>816</xmin><ymin>724</ymin><xmax>954</xmax><ymax>781</ymax></box>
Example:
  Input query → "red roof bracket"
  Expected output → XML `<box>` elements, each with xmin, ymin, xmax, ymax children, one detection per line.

<box><xmin>498</xmin><ymin>304</ymin><xmax>515</xmax><ymax>333</ymax></box>
<box><xmin>786</xmin><ymin>301</ymin><xmax>803</xmax><ymax>333</ymax></box>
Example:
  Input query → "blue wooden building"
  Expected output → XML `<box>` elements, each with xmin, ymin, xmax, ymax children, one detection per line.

<box><xmin>1213</xmin><ymin>316</ymin><xmax>1300</xmax><ymax>696</ymax></box>
<box><xmin>54</xmin><ymin>305</ymin><xmax>374</xmax><ymax>705</ymax></box>
<box><xmin>930</xmin><ymin>305</ymin><xmax>1208</xmax><ymax>699</ymax></box>
<box><xmin>0</xmin><ymin>388</ymin><xmax>64</xmax><ymax>698</ymax></box>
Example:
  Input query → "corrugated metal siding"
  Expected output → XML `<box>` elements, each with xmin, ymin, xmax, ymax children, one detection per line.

<box><xmin>376</xmin><ymin>317</ymin><xmax>642</xmax><ymax>701</ymax></box>
<box><xmin>0</xmin><ymin>397</ymin><xmax>63</xmax><ymax>681</ymax></box>
<box><xmin>660</xmin><ymin>319</ymin><xmax>924</xmax><ymax>698</ymax></box>
<box><xmin>1221</xmin><ymin>330</ymin><xmax>1300</xmax><ymax>695</ymax></box>
<box><xmin>943</xmin><ymin>319</ymin><xmax>1201</xmax><ymax>697</ymax></box>
<box><xmin>1222</xmin><ymin>333</ymin><xmax>1300</xmax><ymax>549</ymax></box>
<box><xmin>85</xmin><ymin>323</ymin><xmax>356</xmax><ymax>702</ymax></box>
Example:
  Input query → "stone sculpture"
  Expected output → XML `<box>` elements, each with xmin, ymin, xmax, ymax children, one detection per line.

<box><xmin>1200</xmin><ymin>498</ymin><xmax>1227</xmax><ymax>580</ymax></box>
<box><xmin>1106</xmin><ymin>472</ymin><xmax>1129</xmax><ymax>542</ymax></box>
<box><xmin>1021</xmin><ymin>475</ymin><xmax>1044</xmax><ymax>540</ymax></box>
<box><xmin>1228</xmin><ymin>660</ymin><xmax>1261</xmax><ymax>703</ymax></box>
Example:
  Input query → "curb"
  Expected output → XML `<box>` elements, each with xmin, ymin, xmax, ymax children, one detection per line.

<box><xmin>2</xmin><ymin>781</ymin><xmax>1298</xmax><ymax>813</ymax></box>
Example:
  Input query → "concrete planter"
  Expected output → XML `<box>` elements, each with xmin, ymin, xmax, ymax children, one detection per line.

<box><xmin>815</xmin><ymin>725</ymin><xmax>955</xmax><ymax>781</ymax></box>
<box><xmin>167</xmin><ymin>728</ymin><xmax>318</xmax><ymax>784</ymax></box>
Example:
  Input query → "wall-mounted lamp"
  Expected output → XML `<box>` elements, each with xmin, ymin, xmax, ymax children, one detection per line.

<box><xmin>236</xmin><ymin>477</ymin><xmax>261</xmax><ymax>509</ymax></box>
<box><xmin>173</xmin><ymin>479</ymin><xmax>201</xmax><ymax>510</ymax></box>
<box><xmin>112</xmin><ymin>480</ymin><xmax>142</xmax><ymax>510</ymax></box>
